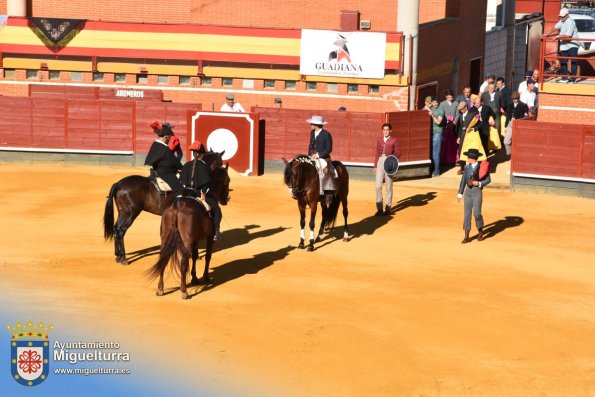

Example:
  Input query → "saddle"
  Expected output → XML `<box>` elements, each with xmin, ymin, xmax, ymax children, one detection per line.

<box><xmin>150</xmin><ymin>177</ymin><xmax>172</xmax><ymax>194</ymax></box>
<box><xmin>178</xmin><ymin>187</ymin><xmax>212</xmax><ymax>213</ymax></box>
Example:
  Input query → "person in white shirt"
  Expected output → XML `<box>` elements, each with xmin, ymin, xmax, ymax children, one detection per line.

<box><xmin>220</xmin><ymin>93</ymin><xmax>246</xmax><ymax>112</ymax></box>
<box><xmin>519</xmin><ymin>78</ymin><xmax>537</xmax><ymax>111</ymax></box>
<box><xmin>546</xmin><ymin>8</ymin><xmax>581</xmax><ymax>83</ymax></box>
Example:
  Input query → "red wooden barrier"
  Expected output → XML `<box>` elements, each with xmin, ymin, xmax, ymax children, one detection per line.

<box><xmin>253</xmin><ymin>107</ymin><xmax>385</xmax><ymax>164</ymax></box>
<box><xmin>0</xmin><ymin>96</ymin><xmax>200</xmax><ymax>154</ymax></box>
<box><xmin>513</xmin><ymin>119</ymin><xmax>595</xmax><ymax>180</ymax></box>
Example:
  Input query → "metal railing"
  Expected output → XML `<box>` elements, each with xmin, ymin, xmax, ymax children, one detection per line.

<box><xmin>538</xmin><ymin>35</ymin><xmax>594</xmax><ymax>90</ymax></box>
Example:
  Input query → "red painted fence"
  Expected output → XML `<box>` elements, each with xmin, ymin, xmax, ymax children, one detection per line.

<box><xmin>254</xmin><ymin>108</ymin><xmax>430</xmax><ymax>165</ymax></box>
<box><xmin>0</xmin><ymin>96</ymin><xmax>200</xmax><ymax>154</ymax></box>
<box><xmin>512</xmin><ymin>119</ymin><xmax>595</xmax><ymax>180</ymax></box>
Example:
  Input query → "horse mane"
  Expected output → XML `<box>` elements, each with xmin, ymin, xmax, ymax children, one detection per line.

<box><xmin>284</xmin><ymin>154</ymin><xmax>315</xmax><ymax>186</ymax></box>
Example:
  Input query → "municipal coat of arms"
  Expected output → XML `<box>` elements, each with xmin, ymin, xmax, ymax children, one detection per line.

<box><xmin>7</xmin><ymin>320</ymin><xmax>53</xmax><ymax>386</ymax></box>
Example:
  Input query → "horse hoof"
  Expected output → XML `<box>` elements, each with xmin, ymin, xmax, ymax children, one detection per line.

<box><xmin>315</xmin><ymin>236</ymin><xmax>321</xmax><ymax>243</ymax></box>
<box><xmin>181</xmin><ymin>292</ymin><xmax>189</xmax><ymax>300</ymax></box>
<box><xmin>156</xmin><ymin>289</ymin><xmax>164</xmax><ymax>296</ymax></box>
<box><xmin>190</xmin><ymin>277</ymin><xmax>200</xmax><ymax>285</ymax></box>
<box><xmin>298</xmin><ymin>242</ymin><xmax>305</xmax><ymax>249</ymax></box>
<box><xmin>307</xmin><ymin>245</ymin><xmax>314</xmax><ymax>252</ymax></box>
<box><xmin>116</xmin><ymin>256</ymin><xmax>129</xmax><ymax>265</ymax></box>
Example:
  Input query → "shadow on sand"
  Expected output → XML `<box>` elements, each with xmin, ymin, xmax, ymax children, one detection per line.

<box><xmin>188</xmin><ymin>245</ymin><xmax>295</xmax><ymax>297</ymax></box>
<box><xmin>314</xmin><ymin>192</ymin><xmax>439</xmax><ymax>248</ymax></box>
<box><xmin>216</xmin><ymin>224</ymin><xmax>290</xmax><ymax>251</ymax></box>
<box><xmin>126</xmin><ymin>245</ymin><xmax>160</xmax><ymax>264</ymax></box>
<box><xmin>472</xmin><ymin>215</ymin><xmax>524</xmax><ymax>241</ymax></box>
<box><xmin>125</xmin><ymin>224</ymin><xmax>288</xmax><ymax>264</ymax></box>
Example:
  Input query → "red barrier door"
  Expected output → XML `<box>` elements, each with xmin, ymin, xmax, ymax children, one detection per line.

<box><xmin>188</xmin><ymin>111</ymin><xmax>261</xmax><ymax>176</ymax></box>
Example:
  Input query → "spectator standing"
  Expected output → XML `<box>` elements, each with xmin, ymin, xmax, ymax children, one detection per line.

<box><xmin>428</xmin><ymin>97</ymin><xmax>444</xmax><ymax>177</ymax></box>
<box><xmin>546</xmin><ymin>8</ymin><xmax>581</xmax><ymax>83</ymax></box>
<box><xmin>481</xmin><ymin>80</ymin><xmax>503</xmax><ymax>134</ymax></box>
<box><xmin>456</xmin><ymin>101</ymin><xmax>479</xmax><ymax>175</ymax></box>
<box><xmin>220</xmin><ymin>93</ymin><xmax>246</xmax><ymax>112</ymax></box>
<box><xmin>456</xmin><ymin>86</ymin><xmax>472</xmax><ymax>109</ymax></box>
<box><xmin>479</xmin><ymin>74</ymin><xmax>495</xmax><ymax>94</ymax></box>
<box><xmin>504</xmin><ymin>91</ymin><xmax>529</xmax><ymax>157</ymax></box>
<box><xmin>439</xmin><ymin>89</ymin><xmax>459</xmax><ymax>165</ymax></box>
<box><xmin>520</xmin><ymin>78</ymin><xmax>537</xmax><ymax>112</ymax></box>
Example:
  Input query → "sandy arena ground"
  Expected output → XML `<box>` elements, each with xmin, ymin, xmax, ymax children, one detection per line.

<box><xmin>1</xmin><ymin>162</ymin><xmax>595</xmax><ymax>396</ymax></box>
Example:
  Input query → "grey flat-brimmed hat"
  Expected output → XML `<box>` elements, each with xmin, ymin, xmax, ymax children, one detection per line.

<box><xmin>306</xmin><ymin>115</ymin><xmax>327</xmax><ymax>125</ymax></box>
<box><xmin>226</xmin><ymin>93</ymin><xmax>235</xmax><ymax>100</ymax></box>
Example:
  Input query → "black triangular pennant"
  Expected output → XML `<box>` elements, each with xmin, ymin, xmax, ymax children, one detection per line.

<box><xmin>29</xmin><ymin>17</ymin><xmax>85</xmax><ymax>45</ymax></box>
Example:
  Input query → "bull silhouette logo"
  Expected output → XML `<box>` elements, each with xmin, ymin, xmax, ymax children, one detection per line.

<box><xmin>328</xmin><ymin>34</ymin><xmax>351</xmax><ymax>63</ymax></box>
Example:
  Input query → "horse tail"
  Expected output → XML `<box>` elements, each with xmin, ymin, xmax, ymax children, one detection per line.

<box><xmin>146</xmin><ymin>200</ymin><xmax>186</xmax><ymax>280</ymax></box>
<box><xmin>322</xmin><ymin>194</ymin><xmax>340</xmax><ymax>230</ymax></box>
<box><xmin>321</xmin><ymin>161</ymin><xmax>347</xmax><ymax>230</ymax></box>
<box><xmin>103</xmin><ymin>182</ymin><xmax>118</xmax><ymax>241</ymax></box>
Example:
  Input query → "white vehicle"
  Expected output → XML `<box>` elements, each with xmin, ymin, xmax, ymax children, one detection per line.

<box><xmin>570</xmin><ymin>13</ymin><xmax>595</xmax><ymax>55</ymax></box>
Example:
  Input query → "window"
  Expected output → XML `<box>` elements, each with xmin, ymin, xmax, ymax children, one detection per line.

<box><xmin>368</xmin><ymin>85</ymin><xmax>379</xmax><ymax>93</ymax></box>
<box><xmin>115</xmin><ymin>73</ymin><xmax>126</xmax><ymax>83</ymax></box>
<box><xmin>137</xmin><ymin>74</ymin><xmax>148</xmax><ymax>84</ymax></box>
<box><xmin>347</xmin><ymin>84</ymin><xmax>358</xmax><ymax>93</ymax></box>
<box><xmin>93</xmin><ymin>72</ymin><xmax>104</xmax><ymax>82</ymax></box>
<box><xmin>306</xmin><ymin>82</ymin><xmax>317</xmax><ymax>91</ymax></box>
<box><xmin>264</xmin><ymin>79</ymin><xmax>275</xmax><ymax>89</ymax></box>
<box><xmin>285</xmin><ymin>80</ymin><xmax>296</xmax><ymax>89</ymax></box>
<box><xmin>71</xmin><ymin>71</ymin><xmax>82</xmax><ymax>81</ymax></box>
<box><xmin>179</xmin><ymin>76</ymin><xmax>191</xmax><ymax>85</ymax></box>
<box><xmin>49</xmin><ymin>71</ymin><xmax>60</xmax><ymax>80</ymax></box>
<box><xmin>26</xmin><ymin>70</ymin><xmax>38</xmax><ymax>79</ymax></box>
<box><xmin>3</xmin><ymin>69</ymin><xmax>16</xmax><ymax>78</ymax></box>
<box><xmin>327</xmin><ymin>83</ymin><xmax>338</xmax><ymax>93</ymax></box>
<box><xmin>222</xmin><ymin>78</ymin><xmax>233</xmax><ymax>86</ymax></box>
<box><xmin>201</xmin><ymin>77</ymin><xmax>212</xmax><ymax>86</ymax></box>
<box><xmin>158</xmin><ymin>75</ymin><xmax>168</xmax><ymax>85</ymax></box>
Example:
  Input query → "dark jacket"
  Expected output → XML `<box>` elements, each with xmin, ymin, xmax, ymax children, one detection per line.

<box><xmin>481</xmin><ymin>91</ymin><xmax>503</xmax><ymax>119</ymax></box>
<box><xmin>180</xmin><ymin>159</ymin><xmax>212</xmax><ymax>193</ymax></box>
<box><xmin>497</xmin><ymin>86</ymin><xmax>512</xmax><ymax>112</ymax></box>
<box><xmin>457</xmin><ymin>107</ymin><xmax>479</xmax><ymax>141</ymax></box>
<box><xmin>308</xmin><ymin>128</ymin><xmax>333</xmax><ymax>159</ymax></box>
<box><xmin>473</xmin><ymin>105</ymin><xmax>497</xmax><ymax>137</ymax></box>
<box><xmin>505</xmin><ymin>100</ymin><xmax>529</xmax><ymax>127</ymax></box>
<box><xmin>144</xmin><ymin>141</ymin><xmax>182</xmax><ymax>176</ymax></box>
<box><xmin>458</xmin><ymin>162</ymin><xmax>491</xmax><ymax>195</ymax></box>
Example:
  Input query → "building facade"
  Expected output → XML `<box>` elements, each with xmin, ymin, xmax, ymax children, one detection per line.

<box><xmin>0</xmin><ymin>0</ymin><xmax>486</xmax><ymax>112</ymax></box>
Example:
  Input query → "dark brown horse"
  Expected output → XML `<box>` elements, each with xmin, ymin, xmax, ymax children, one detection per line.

<box><xmin>283</xmin><ymin>155</ymin><xmax>349</xmax><ymax>251</ymax></box>
<box><xmin>146</xmin><ymin>164</ymin><xmax>230</xmax><ymax>299</ymax></box>
<box><xmin>103</xmin><ymin>151</ymin><xmax>223</xmax><ymax>265</ymax></box>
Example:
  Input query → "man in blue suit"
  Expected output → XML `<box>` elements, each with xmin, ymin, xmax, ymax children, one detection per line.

<box><xmin>307</xmin><ymin>115</ymin><xmax>335</xmax><ymax>201</ymax></box>
<box><xmin>457</xmin><ymin>148</ymin><xmax>491</xmax><ymax>244</ymax></box>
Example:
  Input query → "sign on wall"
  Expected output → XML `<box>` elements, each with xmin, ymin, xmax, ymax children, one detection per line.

<box><xmin>300</xmin><ymin>29</ymin><xmax>386</xmax><ymax>79</ymax></box>
<box><xmin>189</xmin><ymin>111</ymin><xmax>261</xmax><ymax>176</ymax></box>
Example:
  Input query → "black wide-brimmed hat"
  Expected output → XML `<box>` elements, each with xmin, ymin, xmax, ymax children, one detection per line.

<box><xmin>463</xmin><ymin>148</ymin><xmax>483</xmax><ymax>160</ymax></box>
<box><xmin>383</xmin><ymin>154</ymin><xmax>400</xmax><ymax>176</ymax></box>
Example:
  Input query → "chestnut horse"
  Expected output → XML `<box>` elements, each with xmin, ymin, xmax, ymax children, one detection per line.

<box><xmin>283</xmin><ymin>155</ymin><xmax>349</xmax><ymax>251</ymax></box>
<box><xmin>103</xmin><ymin>151</ymin><xmax>223</xmax><ymax>265</ymax></box>
<box><xmin>146</xmin><ymin>164</ymin><xmax>230</xmax><ymax>299</ymax></box>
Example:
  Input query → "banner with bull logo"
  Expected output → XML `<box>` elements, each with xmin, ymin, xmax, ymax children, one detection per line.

<box><xmin>300</xmin><ymin>29</ymin><xmax>386</xmax><ymax>79</ymax></box>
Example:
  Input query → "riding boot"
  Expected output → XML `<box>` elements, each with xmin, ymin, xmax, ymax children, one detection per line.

<box><xmin>375</xmin><ymin>202</ymin><xmax>383</xmax><ymax>216</ymax></box>
<box><xmin>461</xmin><ymin>230</ymin><xmax>470</xmax><ymax>244</ymax></box>
<box><xmin>477</xmin><ymin>228</ymin><xmax>484</xmax><ymax>241</ymax></box>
